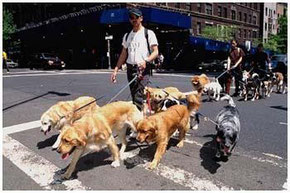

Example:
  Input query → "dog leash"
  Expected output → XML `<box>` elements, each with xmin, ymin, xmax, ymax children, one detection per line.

<box><xmin>107</xmin><ymin>75</ymin><xmax>138</xmax><ymax>104</ymax></box>
<box><xmin>73</xmin><ymin>95</ymin><xmax>105</xmax><ymax>113</ymax></box>
<box><xmin>196</xmin><ymin>112</ymin><xmax>219</xmax><ymax>126</ymax></box>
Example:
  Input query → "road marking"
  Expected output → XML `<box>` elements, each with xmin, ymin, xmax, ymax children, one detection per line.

<box><xmin>279</xmin><ymin>122</ymin><xmax>287</xmax><ymax>125</ymax></box>
<box><xmin>3</xmin><ymin>135</ymin><xmax>88</xmax><ymax>190</ymax></box>
<box><xmin>3</xmin><ymin>120</ymin><xmax>41</xmax><ymax>135</ymax></box>
<box><xmin>122</xmin><ymin>149</ymin><xmax>232</xmax><ymax>190</ymax></box>
<box><xmin>4</xmin><ymin>120</ymin><xmax>287</xmax><ymax>169</ymax></box>
<box><xmin>262</xmin><ymin>153</ymin><xmax>283</xmax><ymax>160</ymax></box>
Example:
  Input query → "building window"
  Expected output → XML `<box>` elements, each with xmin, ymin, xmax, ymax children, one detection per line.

<box><xmin>244</xmin><ymin>29</ymin><xmax>247</xmax><ymax>38</ymax></box>
<box><xmin>223</xmin><ymin>7</ymin><xmax>227</xmax><ymax>18</ymax></box>
<box><xmin>239</xmin><ymin>29</ymin><xmax>241</xmax><ymax>38</ymax></box>
<box><xmin>253</xmin><ymin>15</ymin><xmax>257</xmax><ymax>25</ymax></box>
<box><xmin>185</xmin><ymin>3</ymin><xmax>191</xmax><ymax>11</ymax></box>
<box><xmin>232</xmin><ymin>10</ymin><xmax>236</xmax><ymax>20</ymax></box>
<box><xmin>175</xmin><ymin>3</ymin><xmax>181</xmax><ymax>9</ymax></box>
<box><xmin>265</xmin><ymin>7</ymin><xmax>268</xmax><ymax>16</ymax></box>
<box><xmin>254</xmin><ymin>3</ymin><xmax>257</xmax><ymax>10</ymax></box>
<box><xmin>249</xmin><ymin>30</ymin><xmax>251</xmax><ymax>39</ymax></box>
<box><xmin>265</xmin><ymin>22</ymin><xmax>267</xmax><ymax>31</ymax></box>
<box><xmin>206</xmin><ymin>3</ymin><xmax>213</xmax><ymax>15</ymax></box>
<box><xmin>218</xmin><ymin>6</ymin><xmax>222</xmax><ymax>17</ymax></box>
<box><xmin>249</xmin><ymin>15</ymin><xmax>252</xmax><ymax>23</ymax></box>
<box><xmin>197</xmin><ymin>3</ymin><xmax>202</xmax><ymax>13</ymax></box>
<box><xmin>239</xmin><ymin>12</ymin><xmax>242</xmax><ymax>21</ymax></box>
<box><xmin>253</xmin><ymin>31</ymin><xmax>257</xmax><ymax>38</ymax></box>
<box><xmin>197</xmin><ymin>22</ymin><xmax>201</xmax><ymax>35</ymax></box>
<box><xmin>244</xmin><ymin>13</ymin><xmax>247</xmax><ymax>22</ymax></box>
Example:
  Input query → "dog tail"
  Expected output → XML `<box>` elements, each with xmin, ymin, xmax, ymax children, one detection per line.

<box><xmin>220</xmin><ymin>94</ymin><xmax>236</xmax><ymax>107</ymax></box>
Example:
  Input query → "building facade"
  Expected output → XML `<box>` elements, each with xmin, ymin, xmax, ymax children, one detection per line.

<box><xmin>261</xmin><ymin>3</ymin><xmax>278</xmax><ymax>43</ymax></box>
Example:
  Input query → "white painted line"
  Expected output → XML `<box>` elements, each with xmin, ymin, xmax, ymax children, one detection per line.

<box><xmin>3</xmin><ymin>120</ymin><xmax>41</xmax><ymax>135</ymax></box>
<box><xmin>262</xmin><ymin>153</ymin><xmax>283</xmax><ymax>160</ymax></box>
<box><xmin>2</xmin><ymin>71</ymin><xmax>113</xmax><ymax>78</ymax></box>
<box><xmin>279</xmin><ymin>122</ymin><xmax>287</xmax><ymax>125</ymax></box>
<box><xmin>122</xmin><ymin>149</ymin><xmax>232</xmax><ymax>190</ymax></box>
<box><xmin>4</xmin><ymin>120</ymin><xmax>287</xmax><ymax>168</ymax></box>
<box><xmin>3</xmin><ymin>135</ymin><xmax>88</xmax><ymax>190</ymax></box>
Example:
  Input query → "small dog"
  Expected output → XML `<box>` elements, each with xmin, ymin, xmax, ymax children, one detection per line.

<box><xmin>40</xmin><ymin>96</ymin><xmax>99</xmax><ymax>135</ymax></box>
<box><xmin>215</xmin><ymin>94</ymin><xmax>240</xmax><ymax>158</ymax></box>
<box><xmin>143</xmin><ymin>86</ymin><xmax>196</xmax><ymax>114</ymax></box>
<box><xmin>261</xmin><ymin>72</ymin><xmax>275</xmax><ymax>97</ymax></box>
<box><xmin>271</xmin><ymin>72</ymin><xmax>285</xmax><ymax>94</ymax></box>
<box><xmin>242</xmin><ymin>71</ymin><xmax>261</xmax><ymax>101</ymax></box>
<box><xmin>191</xmin><ymin>74</ymin><xmax>210</xmax><ymax>95</ymax></box>
<box><xmin>136</xmin><ymin>94</ymin><xmax>200</xmax><ymax>170</ymax></box>
<box><xmin>52</xmin><ymin>101</ymin><xmax>143</xmax><ymax>180</ymax></box>
<box><xmin>203</xmin><ymin>81</ymin><xmax>223</xmax><ymax>101</ymax></box>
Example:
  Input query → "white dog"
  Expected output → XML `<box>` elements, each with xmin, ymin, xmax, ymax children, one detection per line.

<box><xmin>203</xmin><ymin>81</ymin><xmax>222</xmax><ymax>101</ymax></box>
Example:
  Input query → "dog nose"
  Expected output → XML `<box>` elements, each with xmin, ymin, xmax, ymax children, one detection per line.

<box><xmin>52</xmin><ymin>147</ymin><xmax>57</xmax><ymax>151</ymax></box>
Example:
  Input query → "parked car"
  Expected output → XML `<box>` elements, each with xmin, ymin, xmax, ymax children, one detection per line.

<box><xmin>29</xmin><ymin>53</ymin><xmax>66</xmax><ymax>70</ymax></box>
<box><xmin>196</xmin><ymin>59</ymin><xmax>225</xmax><ymax>72</ymax></box>
<box><xmin>270</xmin><ymin>54</ymin><xmax>287</xmax><ymax>69</ymax></box>
<box><xmin>6</xmin><ymin>59</ymin><xmax>19</xmax><ymax>68</ymax></box>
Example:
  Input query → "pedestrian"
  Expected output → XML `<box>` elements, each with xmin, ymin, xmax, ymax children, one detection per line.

<box><xmin>251</xmin><ymin>43</ymin><xmax>271</xmax><ymax>78</ymax></box>
<box><xmin>225</xmin><ymin>39</ymin><xmax>245</xmax><ymax>96</ymax></box>
<box><xmin>158</xmin><ymin>53</ymin><xmax>164</xmax><ymax>70</ymax></box>
<box><xmin>2</xmin><ymin>50</ymin><xmax>10</xmax><ymax>73</ymax></box>
<box><xmin>110</xmin><ymin>8</ymin><xmax>159</xmax><ymax>111</ymax></box>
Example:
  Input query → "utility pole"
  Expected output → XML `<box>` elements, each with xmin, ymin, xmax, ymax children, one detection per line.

<box><xmin>105</xmin><ymin>34</ymin><xmax>113</xmax><ymax>69</ymax></box>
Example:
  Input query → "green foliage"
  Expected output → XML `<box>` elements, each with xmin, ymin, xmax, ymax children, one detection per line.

<box><xmin>276</xmin><ymin>14</ymin><xmax>287</xmax><ymax>53</ymax></box>
<box><xmin>201</xmin><ymin>25</ymin><xmax>237</xmax><ymax>42</ymax></box>
<box><xmin>3</xmin><ymin>9</ymin><xmax>16</xmax><ymax>41</ymax></box>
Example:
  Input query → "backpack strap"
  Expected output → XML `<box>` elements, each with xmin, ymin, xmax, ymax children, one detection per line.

<box><xmin>144</xmin><ymin>28</ymin><xmax>151</xmax><ymax>54</ymax></box>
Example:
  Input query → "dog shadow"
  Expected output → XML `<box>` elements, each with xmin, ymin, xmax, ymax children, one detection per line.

<box><xmin>199</xmin><ymin>134</ymin><xmax>228</xmax><ymax>174</ymax></box>
<box><xmin>37</xmin><ymin>134</ymin><xmax>58</xmax><ymax>149</ymax></box>
<box><xmin>52</xmin><ymin>150</ymin><xmax>113</xmax><ymax>182</ymax></box>
<box><xmin>123</xmin><ymin>138</ymin><xmax>180</xmax><ymax>169</ymax></box>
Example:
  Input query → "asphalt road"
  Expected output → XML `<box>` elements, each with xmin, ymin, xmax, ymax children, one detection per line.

<box><xmin>2</xmin><ymin>69</ymin><xmax>288</xmax><ymax>190</ymax></box>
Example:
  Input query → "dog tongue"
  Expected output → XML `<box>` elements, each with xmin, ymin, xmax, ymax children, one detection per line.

<box><xmin>224</xmin><ymin>146</ymin><xmax>229</xmax><ymax>153</ymax></box>
<box><xmin>44</xmin><ymin>130</ymin><xmax>47</xmax><ymax>135</ymax></box>
<box><xmin>62</xmin><ymin>153</ymin><xmax>69</xmax><ymax>160</ymax></box>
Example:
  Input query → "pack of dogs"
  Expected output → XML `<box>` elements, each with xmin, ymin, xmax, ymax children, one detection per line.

<box><xmin>40</xmin><ymin>72</ymin><xmax>285</xmax><ymax>181</ymax></box>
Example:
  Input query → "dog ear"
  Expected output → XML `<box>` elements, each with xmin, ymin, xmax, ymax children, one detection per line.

<box><xmin>74</xmin><ymin>129</ymin><xmax>87</xmax><ymax>147</ymax></box>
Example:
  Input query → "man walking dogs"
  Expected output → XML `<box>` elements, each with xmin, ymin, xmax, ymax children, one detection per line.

<box><xmin>111</xmin><ymin>8</ymin><xmax>159</xmax><ymax>110</ymax></box>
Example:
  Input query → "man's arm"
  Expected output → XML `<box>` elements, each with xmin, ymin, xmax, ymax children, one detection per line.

<box><xmin>232</xmin><ymin>56</ymin><xmax>243</xmax><ymax>69</ymax></box>
<box><xmin>111</xmin><ymin>47</ymin><xmax>127</xmax><ymax>83</ymax></box>
<box><xmin>146</xmin><ymin>45</ymin><xmax>159</xmax><ymax>62</ymax></box>
<box><xmin>227</xmin><ymin>57</ymin><xmax>231</xmax><ymax>71</ymax></box>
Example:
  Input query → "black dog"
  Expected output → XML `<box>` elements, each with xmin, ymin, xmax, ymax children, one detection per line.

<box><xmin>215</xmin><ymin>95</ymin><xmax>240</xmax><ymax>158</ymax></box>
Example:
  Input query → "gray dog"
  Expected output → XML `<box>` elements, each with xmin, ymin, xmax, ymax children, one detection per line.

<box><xmin>215</xmin><ymin>94</ymin><xmax>240</xmax><ymax>158</ymax></box>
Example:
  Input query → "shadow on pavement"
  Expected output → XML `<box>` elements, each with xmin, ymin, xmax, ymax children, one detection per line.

<box><xmin>3</xmin><ymin>91</ymin><xmax>70</xmax><ymax>111</ymax></box>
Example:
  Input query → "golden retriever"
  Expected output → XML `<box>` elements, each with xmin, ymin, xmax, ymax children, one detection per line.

<box><xmin>40</xmin><ymin>96</ymin><xmax>99</xmax><ymax>135</ymax></box>
<box><xmin>191</xmin><ymin>74</ymin><xmax>210</xmax><ymax>94</ymax></box>
<box><xmin>136</xmin><ymin>93</ymin><xmax>200</xmax><ymax>170</ymax></box>
<box><xmin>52</xmin><ymin>101</ymin><xmax>143</xmax><ymax>180</ymax></box>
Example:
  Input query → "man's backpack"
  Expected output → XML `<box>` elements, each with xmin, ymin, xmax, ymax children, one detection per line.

<box><xmin>125</xmin><ymin>28</ymin><xmax>154</xmax><ymax>75</ymax></box>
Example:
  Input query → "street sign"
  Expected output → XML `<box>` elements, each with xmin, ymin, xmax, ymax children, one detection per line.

<box><xmin>105</xmin><ymin>35</ymin><xmax>113</xmax><ymax>40</ymax></box>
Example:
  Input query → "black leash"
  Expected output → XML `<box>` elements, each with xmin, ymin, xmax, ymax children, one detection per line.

<box><xmin>73</xmin><ymin>95</ymin><xmax>104</xmax><ymax>113</ymax></box>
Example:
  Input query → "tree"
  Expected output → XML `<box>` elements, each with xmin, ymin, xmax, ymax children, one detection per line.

<box><xmin>276</xmin><ymin>14</ymin><xmax>287</xmax><ymax>53</ymax></box>
<box><xmin>3</xmin><ymin>9</ymin><xmax>16</xmax><ymax>42</ymax></box>
<box><xmin>201</xmin><ymin>25</ymin><xmax>237</xmax><ymax>42</ymax></box>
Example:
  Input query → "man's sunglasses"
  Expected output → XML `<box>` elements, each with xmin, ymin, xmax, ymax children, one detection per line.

<box><xmin>129</xmin><ymin>15</ymin><xmax>140</xmax><ymax>20</ymax></box>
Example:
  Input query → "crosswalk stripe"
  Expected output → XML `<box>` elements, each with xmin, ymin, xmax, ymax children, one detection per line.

<box><xmin>3</xmin><ymin>135</ymin><xmax>88</xmax><ymax>190</ymax></box>
<box><xmin>122</xmin><ymin>149</ymin><xmax>232</xmax><ymax>190</ymax></box>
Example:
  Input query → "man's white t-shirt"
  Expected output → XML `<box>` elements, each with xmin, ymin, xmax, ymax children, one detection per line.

<box><xmin>122</xmin><ymin>27</ymin><xmax>158</xmax><ymax>65</ymax></box>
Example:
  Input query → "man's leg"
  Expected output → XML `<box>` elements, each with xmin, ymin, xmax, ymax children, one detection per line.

<box><xmin>225</xmin><ymin>75</ymin><xmax>232</xmax><ymax>95</ymax></box>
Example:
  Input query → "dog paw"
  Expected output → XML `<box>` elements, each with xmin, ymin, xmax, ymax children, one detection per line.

<box><xmin>111</xmin><ymin>160</ymin><xmax>120</xmax><ymax>168</ymax></box>
<box><xmin>61</xmin><ymin>173</ymin><xmax>72</xmax><ymax>180</ymax></box>
<box><xmin>191</xmin><ymin>124</ymin><xmax>199</xmax><ymax>130</ymax></box>
<box><xmin>176</xmin><ymin>141</ymin><xmax>184</xmax><ymax>148</ymax></box>
<box><xmin>148</xmin><ymin>161</ymin><xmax>158</xmax><ymax>170</ymax></box>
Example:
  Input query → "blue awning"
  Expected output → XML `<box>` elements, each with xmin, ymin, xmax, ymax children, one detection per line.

<box><xmin>100</xmin><ymin>8</ymin><xmax>191</xmax><ymax>29</ymax></box>
<box><xmin>189</xmin><ymin>36</ymin><xmax>230</xmax><ymax>52</ymax></box>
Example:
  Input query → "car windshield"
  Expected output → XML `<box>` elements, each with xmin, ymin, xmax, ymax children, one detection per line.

<box><xmin>272</xmin><ymin>55</ymin><xmax>286</xmax><ymax>61</ymax></box>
